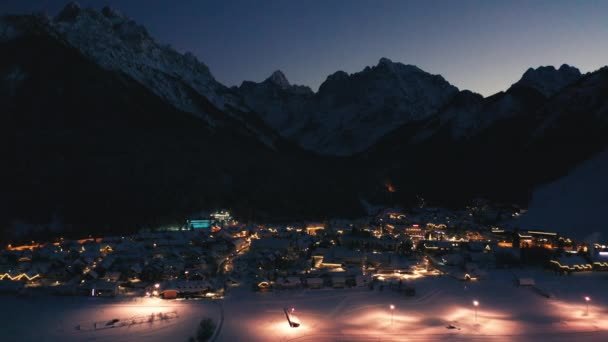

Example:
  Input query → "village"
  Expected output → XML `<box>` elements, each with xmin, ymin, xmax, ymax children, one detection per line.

<box><xmin>2</xmin><ymin>206</ymin><xmax>608</xmax><ymax>341</ymax></box>
<box><xmin>2</xmin><ymin>205</ymin><xmax>607</xmax><ymax>301</ymax></box>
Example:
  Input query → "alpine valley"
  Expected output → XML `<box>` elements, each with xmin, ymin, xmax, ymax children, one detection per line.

<box><xmin>3</xmin><ymin>3</ymin><xmax>608</xmax><ymax>237</ymax></box>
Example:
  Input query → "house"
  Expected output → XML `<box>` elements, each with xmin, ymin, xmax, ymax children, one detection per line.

<box><xmin>305</xmin><ymin>223</ymin><xmax>325</xmax><ymax>236</ymax></box>
<box><xmin>311</xmin><ymin>248</ymin><xmax>328</xmax><ymax>268</ymax></box>
<box><xmin>250</xmin><ymin>238</ymin><xmax>291</xmax><ymax>252</ymax></box>
<box><xmin>257</xmin><ymin>280</ymin><xmax>272</xmax><ymax>291</ymax></box>
<box><xmin>104</xmin><ymin>271</ymin><xmax>121</xmax><ymax>282</ymax></box>
<box><xmin>550</xmin><ymin>254</ymin><xmax>592</xmax><ymax>273</ymax></box>
<box><xmin>333</xmin><ymin>248</ymin><xmax>365</xmax><ymax>265</ymax></box>
<box><xmin>591</xmin><ymin>248</ymin><xmax>608</xmax><ymax>271</ymax></box>
<box><xmin>405</xmin><ymin>225</ymin><xmax>425</xmax><ymax>239</ymax></box>
<box><xmin>316</xmin><ymin>247</ymin><xmax>364</xmax><ymax>269</ymax></box>
<box><xmin>423</xmin><ymin>240</ymin><xmax>461</xmax><ymax>253</ymax></box>
<box><xmin>84</xmin><ymin>269</ymin><xmax>99</xmax><ymax>280</ymax></box>
<box><xmin>306</xmin><ymin>277</ymin><xmax>323</xmax><ymax>289</ymax></box>
<box><xmin>277</xmin><ymin>277</ymin><xmax>301</xmax><ymax>289</ymax></box>
<box><xmin>100</xmin><ymin>256</ymin><xmax>116</xmax><ymax>270</ymax></box>
<box><xmin>159</xmin><ymin>281</ymin><xmax>212</xmax><ymax>297</ymax></box>
<box><xmin>332</xmin><ymin>276</ymin><xmax>346</xmax><ymax>288</ymax></box>
<box><xmin>355</xmin><ymin>275</ymin><xmax>369</xmax><ymax>287</ymax></box>
<box><xmin>493</xmin><ymin>246</ymin><xmax>521</xmax><ymax>267</ymax></box>
<box><xmin>187</xmin><ymin>218</ymin><xmax>213</xmax><ymax>230</ymax></box>
<box><xmin>46</xmin><ymin>267</ymin><xmax>69</xmax><ymax>281</ymax></box>
<box><xmin>81</xmin><ymin>280</ymin><xmax>119</xmax><ymax>297</ymax></box>
<box><xmin>232</xmin><ymin>238</ymin><xmax>248</xmax><ymax>251</ymax></box>
<box><xmin>517</xmin><ymin>278</ymin><xmax>535</xmax><ymax>286</ymax></box>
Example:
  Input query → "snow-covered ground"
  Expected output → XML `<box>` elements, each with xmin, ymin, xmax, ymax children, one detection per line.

<box><xmin>518</xmin><ymin>149</ymin><xmax>608</xmax><ymax>241</ymax></box>
<box><xmin>0</xmin><ymin>296</ymin><xmax>219</xmax><ymax>342</ymax></box>
<box><xmin>219</xmin><ymin>270</ymin><xmax>608</xmax><ymax>341</ymax></box>
<box><xmin>3</xmin><ymin>269</ymin><xmax>607</xmax><ymax>341</ymax></box>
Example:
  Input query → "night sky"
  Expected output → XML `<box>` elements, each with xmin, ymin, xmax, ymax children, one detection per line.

<box><xmin>2</xmin><ymin>0</ymin><xmax>606</xmax><ymax>96</ymax></box>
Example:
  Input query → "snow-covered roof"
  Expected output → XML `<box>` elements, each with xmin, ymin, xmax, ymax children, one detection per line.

<box><xmin>250</xmin><ymin>238</ymin><xmax>291</xmax><ymax>250</ymax></box>
<box><xmin>555</xmin><ymin>255</ymin><xmax>590</xmax><ymax>267</ymax></box>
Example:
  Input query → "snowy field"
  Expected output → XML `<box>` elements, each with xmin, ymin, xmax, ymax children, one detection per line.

<box><xmin>1</xmin><ymin>270</ymin><xmax>608</xmax><ymax>341</ymax></box>
<box><xmin>0</xmin><ymin>295</ymin><xmax>219</xmax><ymax>342</ymax></box>
<box><xmin>220</xmin><ymin>270</ymin><xmax>608</xmax><ymax>341</ymax></box>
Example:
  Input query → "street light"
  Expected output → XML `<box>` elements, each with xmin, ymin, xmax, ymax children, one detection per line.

<box><xmin>585</xmin><ymin>296</ymin><xmax>591</xmax><ymax>316</ymax></box>
<box><xmin>473</xmin><ymin>300</ymin><xmax>479</xmax><ymax>322</ymax></box>
<box><xmin>390</xmin><ymin>304</ymin><xmax>395</xmax><ymax>326</ymax></box>
<box><xmin>284</xmin><ymin>307</ymin><xmax>300</xmax><ymax>328</ymax></box>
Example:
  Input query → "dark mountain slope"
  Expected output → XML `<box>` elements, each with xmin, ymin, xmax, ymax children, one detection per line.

<box><xmin>1</xmin><ymin>16</ymin><xmax>362</xmax><ymax>236</ymax></box>
<box><xmin>356</xmin><ymin>67</ymin><xmax>608</xmax><ymax>210</ymax></box>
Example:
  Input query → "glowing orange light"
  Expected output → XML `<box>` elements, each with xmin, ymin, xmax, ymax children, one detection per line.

<box><xmin>6</xmin><ymin>244</ymin><xmax>40</xmax><ymax>251</ymax></box>
<box><xmin>0</xmin><ymin>273</ymin><xmax>40</xmax><ymax>281</ymax></box>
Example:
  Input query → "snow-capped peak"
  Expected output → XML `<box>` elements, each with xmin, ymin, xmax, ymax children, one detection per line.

<box><xmin>100</xmin><ymin>6</ymin><xmax>126</xmax><ymax>20</ymax></box>
<box><xmin>378</xmin><ymin>57</ymin><xmax>393</xmax><ymax>66</ymax></box>
<box><xmin>512</xmin><ymin>64</ymin><xmax>582</xmax><ymax>97</ymax></box>
<box><xmin>375</xmin><ymin>57</ymin><xmax>423</xmax><ymax>74</ymax></box>
<box><xmin>324</xmin><ymin>70</ymin><xmax>349</xmax><ymax>83</ymax></box>
<box><xmin>238</xmin><ymin>57</ymin><xmax>460</xmax><ymax>155</ymax></box>
<box><xmin>558</xmin><ymin>64</ymin><xmax>579</xmax><ymax>73</ymax></box>
<box><xmin>377</xmin><ymin>57</ymin><xmax>399</xmax><ymax>73</ymax></box>
<box><xmin>266</xmin><ymin>70</ymin><xmax>291</xmax><ymax>89</ymax></box>
<box><xmin>55</xmin><ymin>2</ymin><xmax>82</xmax><ymax>22</ymax></box>
<box><xmin>49</xmin><ymin>3</ymin><xmax>229</xmax><ymax>118</ymax></box>
<box><xmin>37</xmin><ymin>3</ymin><xmax>276</xmax><ymax>148</ymax></box>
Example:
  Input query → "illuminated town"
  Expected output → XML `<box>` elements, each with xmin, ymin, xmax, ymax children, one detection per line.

<box><xmin>1</xmin><ymin>207</ymin><xmax>608</xmax><ymax>341</ymax></box>
<box><xmin>3</xmin><ymin>1</ymin><xmax>608</xmax><ymax>341</ymax></box>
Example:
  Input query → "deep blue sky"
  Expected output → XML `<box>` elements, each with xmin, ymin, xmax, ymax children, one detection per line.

<box><xmin>2</xmin><ymin>0</ymin><xmax>607</xmax><ymax>96</ymax></box>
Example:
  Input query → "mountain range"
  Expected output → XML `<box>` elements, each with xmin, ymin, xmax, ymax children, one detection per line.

<box><xmin>237</xmin><ymin>58</ymin><xmax>459</xmax><ymax>155</ymax></box>
<box><xmin>2</xmin><ymin>3</ymin><xmax>608</xmax><ymax>237</ymax></box>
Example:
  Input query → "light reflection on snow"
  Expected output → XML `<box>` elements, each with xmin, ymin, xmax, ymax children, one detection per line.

<box><xmin>239</xmin><ymin>308</ymin><xmax>328</xmax><ymax>341</ymax></box>
<box><xmin>3</xmin><ymin>272</ymin><xmax>608</xmax><ymax>341</ymax></box>
<box><xmin>546</xmin><ymin>299</ymin><xmax>608</xmax><ymax>332</ymax></box>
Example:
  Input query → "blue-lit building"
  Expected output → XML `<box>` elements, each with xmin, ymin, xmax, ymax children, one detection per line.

<box><xmin>187</xmin><ymin>219</ymin><xmax>213</xmax><ymax>230</ymax></box>
<box><xmin>187</xmin><ymin>211</ymin><xmax>232</xmax><ymax>230</ymax></box>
